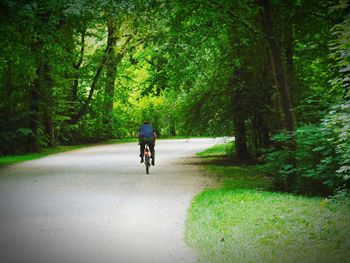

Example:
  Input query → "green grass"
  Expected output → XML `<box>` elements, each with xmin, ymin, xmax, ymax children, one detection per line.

<box><xmin>107</xmin><ymin>137</ymin><xmax>138</xmax><ymax>143</ymax></box>
<box><xmin>185</xmin><ymin>143</ymin><xmax>350</xmax><ymax>263</ymax></box>
<box><xmin>159</xmin><ymin>135</ymin><xmax>193</xmax><ymax>140</ymax></box>
<box><xmin>196</xmin><ymin>142</ymin><xmax>234</xmax><ymax>157</ymax></box>
<box><xmin>0</xmin><ymin>145</ymin><xmax>86</xmax><ymax>167</ymax></box>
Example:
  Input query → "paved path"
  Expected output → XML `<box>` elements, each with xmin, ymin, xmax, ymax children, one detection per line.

<box><xmin>0</xmin><ymin>138</ymin><xmax>218</xmax><ymax>263</ymax></box>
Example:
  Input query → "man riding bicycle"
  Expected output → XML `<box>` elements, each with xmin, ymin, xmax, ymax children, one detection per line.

<box><xmin>138</xmin><ymin>121</ymin><xmax>156</xmax><ymax>166</ymax></box>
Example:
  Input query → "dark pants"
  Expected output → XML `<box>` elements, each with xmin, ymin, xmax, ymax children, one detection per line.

<box><xmin>140</xmin><ymin>139</ymin><xmax>155</xmax><ymax>160</ymax></box>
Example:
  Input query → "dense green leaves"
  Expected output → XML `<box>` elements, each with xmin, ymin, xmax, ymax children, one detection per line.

<box><xmin>0</xmin><ymin>0</ymin><xmax>349</xmax><ymax>194</ymax></box>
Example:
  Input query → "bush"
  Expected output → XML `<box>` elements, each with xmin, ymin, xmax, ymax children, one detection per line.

<box><xmin>263</xmin><ymin>103</ymin><xmax>350</xmax><ymax>195</ymax></box>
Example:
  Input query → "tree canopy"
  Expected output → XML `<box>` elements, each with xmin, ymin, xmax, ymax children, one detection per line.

<box><xmin>1</xmin><ymin>0</ymin><xmax>349</xmax><ymax>194</ymax></box>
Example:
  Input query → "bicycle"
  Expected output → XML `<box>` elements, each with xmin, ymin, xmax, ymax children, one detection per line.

<box><xmin>144</xmin><ymin>144</ymin><xmax>152</xmax><ymax>174</ymax></box>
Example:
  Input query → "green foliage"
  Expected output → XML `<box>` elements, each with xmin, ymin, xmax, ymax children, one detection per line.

<box><xmin>262</xmin><ymin>7</ymin><xmax>350</xmax><ymax>195</ymax></box>
<box><xmin>263</xmin><ymin>115</ymin><xmax>349</xmax><ymax>195</ymax></box>
<box><xmin>329</xmin><ymin>13</ymin><xmax>350</xmax><ymax>98</ymax></box>
<box><xmin>323</xmin><ymin>102</ymin><xmax>350</xmax><ymax>183</ymax></box>
<box><xmin>0</xmin><ymin>0</ymin><xmax>348</xmax><ymax>194</ymax></box>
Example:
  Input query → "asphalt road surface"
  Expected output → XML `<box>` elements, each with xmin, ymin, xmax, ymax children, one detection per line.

<box><xmin>0</xmin><ymin>138</ymin><xmax>219</xmax><ymax>263</ymax></box>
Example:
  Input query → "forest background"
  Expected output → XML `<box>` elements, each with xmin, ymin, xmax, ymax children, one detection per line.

<box><xmin>0</xmin><ymin>0</ymin><xmax>349</xmax><ymax>195</ymax></box>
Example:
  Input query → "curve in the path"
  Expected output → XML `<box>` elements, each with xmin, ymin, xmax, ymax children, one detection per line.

<box><xmin>0</xmin><ymin>138</ymin><xmax>219</xmax><ymax>263</ymax></box>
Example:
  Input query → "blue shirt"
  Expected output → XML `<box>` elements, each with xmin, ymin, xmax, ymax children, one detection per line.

<box><xmin>139</xmin><ymin>124</ymin><xmax>155</xmax><ymax>139</ymax></box>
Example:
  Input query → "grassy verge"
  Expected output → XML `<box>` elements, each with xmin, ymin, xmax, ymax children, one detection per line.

<box><xmin>107</xmin><ymin>138</ymin><xmax>138</xmax><ymax>143</ymax></box>
<box><xmin>0</xmin><ymin>145</ymin><xmax>86</xmax><ymax>168</ymax></box>
<box><xmin>196</xmin><ymin>142</ymin><xmax>234</xmax><ymax>158</ymax></box>
<box><xmin>157</xmin><ymin>135</ymin><xmax>214</xmax><ymax>140</ymax></box>
<box><xmin>0</xmin><ymin>138</ymin><xmax>138</xmax><ymax>168</ymax></box>
<box><xmin>186</xmin><ymin>143</ymin><xmax>350</xmax><ymax>263</ymax></box>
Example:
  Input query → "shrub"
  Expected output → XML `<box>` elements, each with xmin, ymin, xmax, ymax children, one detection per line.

<box><xmin>263</xmin><ymin>103</ymin><xmax>350</xmax><ymax>195</ymax></box>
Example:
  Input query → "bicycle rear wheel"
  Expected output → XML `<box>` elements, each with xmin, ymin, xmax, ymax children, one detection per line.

<box><xmin>145</xmin><ymin>156</ymin><xmax>150</xmax><ymax>174</ymax></box>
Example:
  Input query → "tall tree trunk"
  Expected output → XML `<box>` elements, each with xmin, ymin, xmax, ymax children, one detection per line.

<box><xmin>28</xmin><ymin>58</ymin><xmax>56</xmax><ymax>150</ymax></box>
<box><xmin>269</xmin><ymin>50</ymin><xmax>285</xmax><ymax>131</ymax></box>
<box><xmin>284</xmin><ymin>4</ymin><xmax>297</xmax><ymax>104</ymax></box>
<box><xmin>41</xmin><ymin>63</ymin><xmax>56</xmax><ymax>148</ymax></box>
<box><xmin>285</xmin><ymin>23</ymin><xmax>294</xmax><ymax>81</ymax></box>
<box><xmin>259</xmin><ymin>0</ymin><xmax>296</xmax><ymax>190</ymax></box>
<box><xmin>43</xmin><ymin>110</ymin><xmax>55</xmax><ymax>147</ymax></box>
<box><xmin>253</xmin><ymin>114</ymin><xmax>270</xmax><ymax>149</ymax></box>
<box><xmin>229</xmin><ymin>72</ymin><xmax>250</xmax><ymax>160</ymax></box>
<box><xmin>228</xmin><ymin>11</ymin><xmax>250</xmax><ymax>161</ymax></box>
<box><xmin>169</xmin><ymin>118</ymin><xmax>176</xmax><ymax>136</ymax></box>
<box><xmin>27</xmin><ymin>41</ymin><xmax>43</xmax><ymax>152</ymax></box>
<box><xmin>27</xmin><ymin>79</ymin><xmax>40</xmax><ymax>152</ymax></box>
<box><xmin>234</xmin><ymin>117</ymin><xmax>249</xmax><ymax>160</ymax></box>
<box><xmin>259</xmin><ymin>0</ymin><xmax>296</xmax><ymax>133</ymax></box>
<box><xmin>104</xmin><ymin>20</ymin><xmax>118</xmax><ymax>137</ymax></box>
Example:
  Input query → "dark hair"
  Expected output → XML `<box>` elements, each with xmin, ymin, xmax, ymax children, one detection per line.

<box><xmin>143</xmin><ymin>121</ymin><xmax>149</xmax><ymax>124</ymax></box>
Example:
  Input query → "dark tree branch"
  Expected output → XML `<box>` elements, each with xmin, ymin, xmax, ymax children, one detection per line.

<box><xmin>68</xmin><ymin>42</ymin><xmax>112</xmax><ymax>125</ymax></box>
<box><xmin>68</xmin><ymin>31</ymin><xmax>132</xmax><ymax>125</ymax></box>
<box><xmin>144</xmin><ymin>57</ymin><xmax>155</xmax><ymax>66</ymax></box>
<box><xmin>208</xmin><ymin>0</ymin><xmax>263</xmax><ymax>36</ymax></box>
<box><xmin>74</xmin><ymin>28</ymin><xmax>86</xmax><ymax>69</ymax></box>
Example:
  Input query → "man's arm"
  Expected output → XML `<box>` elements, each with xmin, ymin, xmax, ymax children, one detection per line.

<box><xmin>137</xmin><ymin>128</ymin><xmax>141</xmax><ymax>144</ymax></box>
